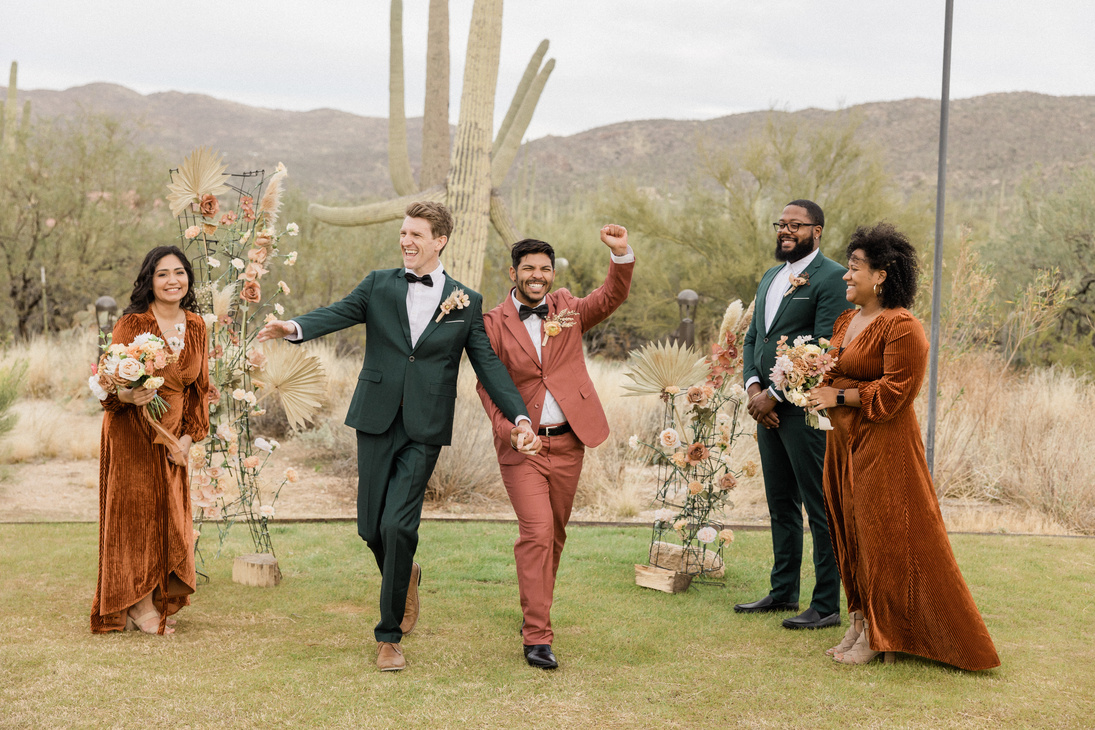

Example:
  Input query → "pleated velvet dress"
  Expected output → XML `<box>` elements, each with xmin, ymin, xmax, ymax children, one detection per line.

<box><xmin>91</xmin><ymin>309</ymin><xmax>209</xmax><ymax>633</ymax></box>
<box><xmin>822</xmin><ymin>308</ymin><xmax>999</xmax><ymax>671</ymax></box>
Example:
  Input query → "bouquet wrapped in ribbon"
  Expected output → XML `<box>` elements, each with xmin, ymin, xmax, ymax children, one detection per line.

<box><xmin>88</xmin><ymin>331</ymin><xmax>183</xmax><ymax>420</ymax></box>
<box><xmin>769</xmin><ymin>334</ymin><xmax>838</xmax><ymax>430</ymax></box>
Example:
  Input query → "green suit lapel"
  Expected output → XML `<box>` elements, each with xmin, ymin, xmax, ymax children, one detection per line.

<box><xmin>411</xmin><ymin>274</ymin><xmax>457</xmax><ymax>353</ymax></box>
<box><xmin>392</xmin><ymin>269</ymin><xmax>413</xmax><ymax>349</ymax></box>
<box><xmin>768</xmin><ymin>253</ymin><xmax>826</xmax><ymax>336</ymax></box>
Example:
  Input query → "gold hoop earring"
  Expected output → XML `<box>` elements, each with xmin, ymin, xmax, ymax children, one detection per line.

<box><xmin>873</xmin><ymin>283</ymin><xmax>882</xmax><ymax>296</ymax></box>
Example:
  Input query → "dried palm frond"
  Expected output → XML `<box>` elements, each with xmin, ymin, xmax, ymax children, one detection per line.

<box><xmin>256</xmin><ymin>339</ymin><xmax>327</xmax><ymax>429</ymax></box>
<box><xmin>621</xmin><ymin>340</ymin><xmax>709</xmax><ymax>397</ymax></box>
<box><xmin>717</xmin><ymin>299</ymin><xmax>744</xmax><ymax>344</ymax></box>
<box><xmin>258</xmin><ymin>163</ymin><xmax>288</xmax><ymax>228</ymax></box>
<box><xmin>211</xmin><ymin>282</ymin><xmax>236</xmax><ymax>320</ymax></box>
<box><xmin>166</xmin><ymin>147</ymin><xmax>231</xmax><ymax>218</ymax></box>
<box><xmin>738</xmin><ymin>297</ymin><xmax>756</xmax><ymax>336</ymax></box>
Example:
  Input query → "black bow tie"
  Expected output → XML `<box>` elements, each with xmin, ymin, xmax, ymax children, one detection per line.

<box><xmin>404</xmin><ymin>271</ymin><xmax>433</xmax><ymax>287</ymax></box>
<box><xmin>518</xmin><ymin>303</ymin><xmax>549</xmax><ymax>321</ymax></box>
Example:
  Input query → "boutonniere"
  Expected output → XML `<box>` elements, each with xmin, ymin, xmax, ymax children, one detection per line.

<box><xmin>435</xmin><ymin>288</ymin><xmax>471</xmax><ymax>323</ymax></box>
<box><xmin>541</xmin><ymin>309</ymin><xmax>578</xmax><ymax>346</ymax></box>
<box><xmin>784</xmin><ymin>272</ymin><xmax>810</xmax><ymax>297</ymax></box>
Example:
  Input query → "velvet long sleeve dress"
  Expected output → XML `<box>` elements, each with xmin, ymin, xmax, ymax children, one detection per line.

<box><xmin>822</xmin><ymin>308</ymin><xmax>999</xmax><ymax>671</ymax></box>
<box><xmin>91</xmin><ymin>309</ymin><xmax>210</xmax><ymax>633</ymax></box>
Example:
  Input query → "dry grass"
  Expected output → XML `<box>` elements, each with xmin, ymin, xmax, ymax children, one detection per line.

<box><xmin>3</xmin><ymin>331</ymin><xmax>1094</xmax><ymax>532</ymax></box>
<box><xmin>928</xmin><ymin>352</ymin><xmax>1095</xmax><ymax>533</ymax></box>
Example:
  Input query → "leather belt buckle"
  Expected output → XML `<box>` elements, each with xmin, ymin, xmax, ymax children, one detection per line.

<box><xmin>537</xmin><ymin>422</ymin><xmax>571</xmax><ymax>437</ymax></box>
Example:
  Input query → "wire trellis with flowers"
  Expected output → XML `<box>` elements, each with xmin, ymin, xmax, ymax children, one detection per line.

<box><xmin>624</xmin><ymin>298</ymin><xmax>756</xmax><ymax>586</ymax></box>
<box><xmin>167</xmin><ymin>147</ymin><xmax>324</xmax><ymax>563</ymax></box>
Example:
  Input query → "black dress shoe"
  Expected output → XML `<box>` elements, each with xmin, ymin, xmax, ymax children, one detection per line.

<box><xmin>733</xmin><ymin>595</ymin><xmax>799</xmax><ymax>613</ymax></box>
<box><xmin>523</xmin><ymin>644</ymin><xmax>558</xmax><ymax>669</ymax></box>
<box><xmin>782</xmin><ymin>607</ymin><xmax>841</xmax><ymax>630</ymax></box>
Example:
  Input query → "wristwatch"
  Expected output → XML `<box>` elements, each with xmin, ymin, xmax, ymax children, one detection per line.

<box><xmin>836</xmin><ymin>389</ymin><xmax>845</xmax><ymax>406</ymax></box>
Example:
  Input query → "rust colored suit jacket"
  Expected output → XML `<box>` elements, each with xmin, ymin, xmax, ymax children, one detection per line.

<box><xmin>476</xmin><ymin>258</ymin><xmax>634</xmax><ymax>465</ymax></box>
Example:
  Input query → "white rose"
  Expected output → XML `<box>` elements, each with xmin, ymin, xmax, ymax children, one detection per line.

<box><xmin>144</xmin><ymin>376</ymin><xmax>165</xmax><ymax>389</ymax></box>
<box><xmin>696</xmin><ymin>526</ymin><xmax>717</xmax><ymax>544</ymax></box>
<box><xmin>116</xmin><ymin>358</ymin><xmax>145</xmax><ymax>382</ymax></box>
<box><xmin>88</xmin><ymin>375</ymin><xmax>108</xmax><ymax>401</ymax></box>
<box><xmin>790</xmin><ymin>390</ymin><xmax>809</xmax><ymax>407</ymax></box>
<box><xmin>254</xmin><ymin>437</ymin><xmax>273</xmax><ymax>453</ymax></box>
<box><xmin>207</xmin><ymin>257</ymin><xmax>221</xmax><ymax>269</ymax></box>
<box><xmin>131</xmin><ymin>332</ymin><xmax>153</xmax><ymax>348</ymax></box>
<box><xmin>101</xmin><ymin>355</ymin><xmax>121</xmax><ymax>376</ymax></box>
<box><xmin>231</xmin><ymin>258</ymin><xmax>245</xmax><ymax>270</ymax></box>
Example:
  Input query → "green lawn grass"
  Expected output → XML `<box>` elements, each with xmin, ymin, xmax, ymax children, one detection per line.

<box><xmin>1</xmin><ymin>521</ymin><xmax>1093</xmax><ymax>728</ymax></box>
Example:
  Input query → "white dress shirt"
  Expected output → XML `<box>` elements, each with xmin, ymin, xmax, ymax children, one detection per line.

<box><xmin>512</xmin><ymin>290</ymin><xmax>568</xmax><ymax>426</ymax></box>
<box><xmin>404</xmin><ymin>262</ymin><xmax>446</xmax><ymax>347</ymax></box>
<box><xmin>746</xmin><ymin>247</ymin><xmax>820</xmax><ymax>395</ymax></box>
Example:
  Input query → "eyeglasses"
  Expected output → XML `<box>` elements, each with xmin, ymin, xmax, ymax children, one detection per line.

<box><xmin>772</xmin><ymin>221</ymin><xmax>818</xmax><ymax>233</ymax></box>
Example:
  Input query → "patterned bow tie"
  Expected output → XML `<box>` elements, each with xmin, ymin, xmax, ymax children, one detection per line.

<box><xmin>404</xmin><ymin>271</ymin><xmax>433</xmax><ymax>287</ymax></box>
<box><xmin>518</xmin><ymin>303</ymin><xmax>549</xmax><ymax>321</ymax></box>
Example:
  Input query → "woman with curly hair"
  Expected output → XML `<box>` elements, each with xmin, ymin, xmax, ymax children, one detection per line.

<box><xmin>91</xmin><ymin>246</ymin><xmax>209</xmax><ymax>635</ymax></box>
<box><xmin>806</xmin><ymin>223</ymin><xmax>999</xmax><ymax>670</ymax></box>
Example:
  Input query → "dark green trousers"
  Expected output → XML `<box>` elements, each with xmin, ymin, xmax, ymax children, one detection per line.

<box><xmin>756</xmin><ymin>407</ymin><xmax>841</xmax><ymax>616</ymax></box>
<box><xmin>356</xmin><ymin>416</ymin><xmax>442</xmax><ymax>643</ymax></box>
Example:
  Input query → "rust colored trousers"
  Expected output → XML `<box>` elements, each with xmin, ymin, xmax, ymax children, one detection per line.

<box><xmin>499</xmin><ymin>430</ymin><xmax>584</xmax><ymax>646</ymax></box>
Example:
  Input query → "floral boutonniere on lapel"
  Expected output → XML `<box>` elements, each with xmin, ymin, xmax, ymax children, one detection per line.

<box><xmin>435</xmin><ymin>288</ymin><xmax>471</xmax><ymax>323</ymax></box>
<box><xmin>541</xmin><ymin>309</ymin><xmax>578</xmax><ymax>346</ymax></box>
<box><xmin>784</xmin><ymin>271</ymin><xmax>811</xmax><ymax>297</ymax></box>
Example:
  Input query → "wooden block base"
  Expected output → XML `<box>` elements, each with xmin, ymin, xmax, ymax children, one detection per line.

<box><xmin>232</xmin><ymin>553</ymin><xmax>282</xmax><ymax>587</ymax></box>
<box><xmin>634</xmin><ymin>564</ymin><xmax>692</xmax><ymax>594</ymax></box>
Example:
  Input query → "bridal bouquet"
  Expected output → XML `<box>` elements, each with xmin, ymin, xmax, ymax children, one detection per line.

<box><xmin>769</xmin><ymin>334</ymin><xmax>837</xmax><ymax>430</ymax></box>
<box><xmin>89</xmin><ymin>332</ymin><xmax>182</xmax><ymax>420</ymax></box>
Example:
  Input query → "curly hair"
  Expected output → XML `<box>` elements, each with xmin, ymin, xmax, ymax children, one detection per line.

<box><xmin>123</xmin><ymin>246</ymin><xmax>201</xmax><ymax>315</ymax></box>
<box><xmin>845</xmin><ymin>223</ymin><xmax>919</xmax><ymax>309</ymax></box>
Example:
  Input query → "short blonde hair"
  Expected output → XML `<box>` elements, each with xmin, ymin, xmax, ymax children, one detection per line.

<box><xmin>405</xmin><ymin>201</ymin><xmax>454</xmax><ymax>240</ymax></box>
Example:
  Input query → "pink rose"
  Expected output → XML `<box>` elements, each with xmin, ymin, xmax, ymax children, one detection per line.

<box><xmin>243</xmin><ymin>456</ymin><xmax>261</xmax><ymax>469</ymax></box>
<box><xmin>240</xmin><ymin>281</ymin><xmax>261</xmax><ymax>303</ymax></box>
<box><xmin>199</xmin><ymin>194</ymin><xmax>219</xmax><ymax>219</ymax></box>
<box><xmin>247</xmin><ymin>246</ymin><xmax>269</xmax><ymax>264</ymax></box>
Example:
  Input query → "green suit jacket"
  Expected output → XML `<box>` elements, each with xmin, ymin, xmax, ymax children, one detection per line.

<box><xmin>742</xmin><ymin>252</ymin><xmax>852</xmax><ymax>409</ymax></box>
<box><xmin>293</xmin><ymin>268</ymin><xmax>528</xmax><ymax>446</ymax></box>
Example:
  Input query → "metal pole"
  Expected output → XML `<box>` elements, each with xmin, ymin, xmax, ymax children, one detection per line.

<box><xmin>40</xmin><ymin>265</ymin><xmax>48</xmax><ymax>334</ymax></box>
<box><xmin>926</xmin><ymin>0</ymin><xmax>955</xmax><ymax>476</ymax></box>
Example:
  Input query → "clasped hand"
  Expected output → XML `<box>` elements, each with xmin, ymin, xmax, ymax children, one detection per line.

<box><xmin>746</xmin><ymin>386</ymin><xmax>780</xmax><ymax>429</ymax></box>
<box><xmin>510</xmin><ymin>423</ymin><xmax>542</xmax><ymax>455</ymax></box>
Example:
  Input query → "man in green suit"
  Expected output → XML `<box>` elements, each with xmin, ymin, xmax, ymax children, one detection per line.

<box><xmin>258</xmin><ymin>201</ymin><xmax>538</xmax><ymax>671</ymax></box>
<box><xmin>736</xmin><ymin>200</ymin><xmax>853</xmax><ymax>630</ymax></box>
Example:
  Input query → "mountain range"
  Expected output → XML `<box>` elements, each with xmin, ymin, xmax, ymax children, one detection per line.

<box><xmin>7</xmin><ymin>83</ymin><xmax>1095</xmax><ymax>203</ymax></box>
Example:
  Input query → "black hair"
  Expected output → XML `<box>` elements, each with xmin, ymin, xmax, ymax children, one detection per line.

<box><xmin>786</xmin><ymin>199</ymin><xmax>825</xmax><ymax>228</ymax></box>
<box><xmin>845</xmin><ymin>223</ymin><xmax>919</xmax><ymax>310</ymax></box>
<box><xmin>510</xmin><ymin>238</ymin><xmax>555</xmax><ymax>269</ymax></box>
<box><xmin>123</xmin><ymin>245</ymin><xmax>201</xmax><ymax>315</ymax></box>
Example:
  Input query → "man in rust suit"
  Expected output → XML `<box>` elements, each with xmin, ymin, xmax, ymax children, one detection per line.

<box><xmin>476</xmin><ymin>225</ymin><xmax>634</xmax><ymax>669</ymax></box>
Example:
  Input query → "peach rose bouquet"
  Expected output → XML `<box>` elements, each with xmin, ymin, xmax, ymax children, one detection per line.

<box><xmin>90</xmin><ymin>331</ymin><xmax>182</xmax><ymax>419</ymax></box>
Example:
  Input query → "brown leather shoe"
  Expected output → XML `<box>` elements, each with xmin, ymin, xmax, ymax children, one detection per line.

<box><xmin>376</xmin><ymin>641</ymin><xmax>406</xmax><ymax>671</ymax></box>
<box><xmin>400</xmin><ymin>562</ymin><xmax>421</xmax><ymax>636</ymax></box>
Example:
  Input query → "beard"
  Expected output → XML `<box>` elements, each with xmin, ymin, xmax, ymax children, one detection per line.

<box><xmin>516</xmin><ymin>277</ymin><xmax>552</xmax><ymax>304</ymax></box>
<box><xmin>774</xmin><ymin>235</ymin><xmax>815</xmax><ymax>262</ymax></box>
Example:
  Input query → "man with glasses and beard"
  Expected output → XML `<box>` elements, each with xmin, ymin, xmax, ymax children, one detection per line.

<box><xmin>736</xmin><ymin>200</ymin><xmax>853</xmax><ymax>632</ymax></box>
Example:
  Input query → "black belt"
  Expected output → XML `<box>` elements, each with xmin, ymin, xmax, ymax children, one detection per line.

<box><xmin>537</xmin><ymin>422</ymin><xmax>571</xmax><ymax>437</ymax></box>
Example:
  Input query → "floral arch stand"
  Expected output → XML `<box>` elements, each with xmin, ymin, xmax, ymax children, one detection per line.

<box><xmin>626</xmin><ymin>300</ymin><xmax>755</xmax><ymax>593</ymax></box>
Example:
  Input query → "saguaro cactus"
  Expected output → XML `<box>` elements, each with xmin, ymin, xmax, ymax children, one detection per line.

<box><xmin>308</xmin><ymin>0</ymin><xmax>554</xmax><ymax>290</ymax></box>
<box><xmin>1</xmin><ymin>61</ymin><xmax>32</xmax><ymax>155</ymax></box>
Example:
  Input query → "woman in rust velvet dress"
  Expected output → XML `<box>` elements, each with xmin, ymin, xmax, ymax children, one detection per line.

<box><xmin>807</xmin><ymin>224</ymin><xmax>999</xmax><ymax>670</ymax></box>
<box><xmin>91</xmin><ymin>246</ymin><xmax>209</xmax><ymax>635</ymax></box>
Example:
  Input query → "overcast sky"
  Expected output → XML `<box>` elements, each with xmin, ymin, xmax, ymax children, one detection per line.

<box><xmin>7</xmin><ymin>0</ymin><xmax>1094</xmax><ymax>139</ymax></box>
